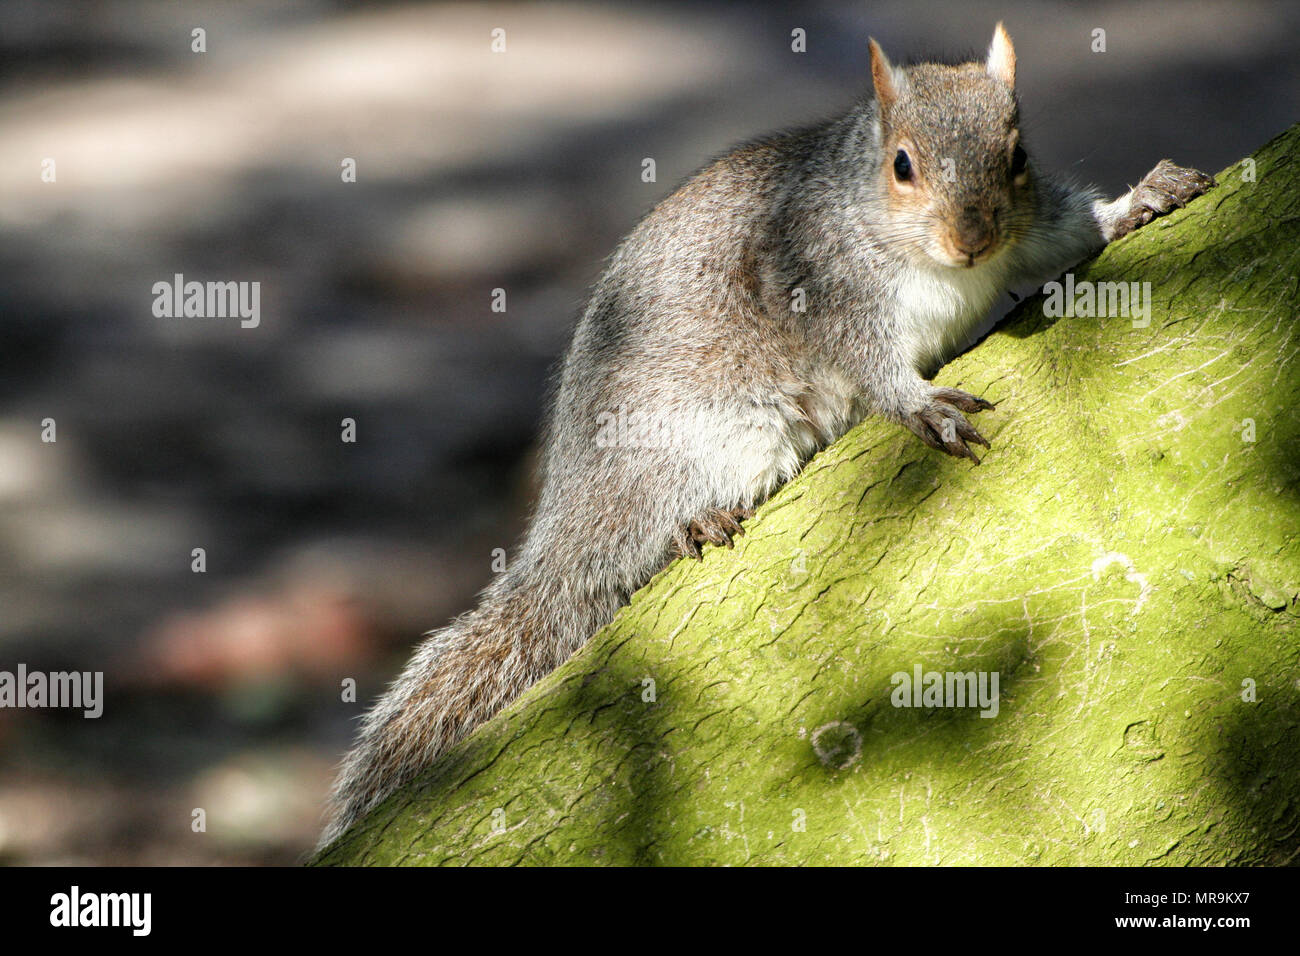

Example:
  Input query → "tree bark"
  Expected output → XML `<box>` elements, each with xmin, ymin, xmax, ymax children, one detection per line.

<box><xmin>316</xmin><ymin>125</ymin><xmax>1300</xmax><ymax>866</ymax></box>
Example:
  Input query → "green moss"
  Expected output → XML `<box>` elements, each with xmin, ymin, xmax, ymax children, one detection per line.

<box><xmin>317</xmin><ymin>125</ymin><xmax>1300</xmax><ymax>867</ymax></box>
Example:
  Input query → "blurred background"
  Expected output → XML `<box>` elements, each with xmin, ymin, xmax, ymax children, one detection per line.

<box><xmin>0</xmin><ymin>0</ymin><xmax>1294</xmax><ymax>865</ymax></box>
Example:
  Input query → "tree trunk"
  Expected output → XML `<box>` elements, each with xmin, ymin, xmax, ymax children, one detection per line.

<box><xmin>316</xmin><ymin>125</ymin><xmax>1300</xmax><ymax>866</ymax></box>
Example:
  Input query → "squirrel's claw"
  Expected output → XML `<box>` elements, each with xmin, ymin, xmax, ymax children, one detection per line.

<box><xmin>671</xmin><ymin>527</ymin><xmax>704</xmax><ymax>560</ymax></box>
<box><xmin>673</xmin><ymin>505</ymin><xmax>753</xmax><ymax>559</ymax></box>
<box><xmin>903</xmin><ymin>387</ymin><xmax>995</xmax><ymax>465</ymax></box>
<box><xmin>929</xmin><ymin>386</ymin><xmax>996</xmax><ymax>414</ymax></box>
<box><xmin>1111</xmin><ymin>160</ymin><xmax>1216</xmax><ymax>240</ymax></box>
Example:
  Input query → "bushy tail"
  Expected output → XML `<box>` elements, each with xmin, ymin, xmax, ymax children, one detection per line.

<box><xmin>317</xmin><ymin>572</ymin><xmax>609</xmax><ymax>851</ymax></box>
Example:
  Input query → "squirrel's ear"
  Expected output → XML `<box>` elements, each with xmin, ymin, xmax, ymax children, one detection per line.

<box><xmin>868</xmin><ymin>37</ymin><xmax>899</xmax><ymax>110</ymax></box>
<box><xmin>986</xmin><ymin>22</ymin><xmax>1016</xmax><ymax>88</ymax></box>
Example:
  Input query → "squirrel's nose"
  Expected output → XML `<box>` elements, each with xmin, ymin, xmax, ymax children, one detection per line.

<box><xmin>953</xmin><ymin>207</ymin><xmax>996</xmax><ymax>258</ymax></box>
<box><xmin>953</xmin><ymin>234</ymin><xmax>992</xmax><ymax>257</ymax></box>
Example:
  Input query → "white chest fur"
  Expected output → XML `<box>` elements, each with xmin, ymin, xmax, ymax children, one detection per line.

<box><xmin>892</xmin><ymin>260</ymin><xmax>1009</xmax><ymax>371</ymax></box>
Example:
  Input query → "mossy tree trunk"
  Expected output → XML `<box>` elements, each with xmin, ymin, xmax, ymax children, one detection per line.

<box><xmin>316</xmin><ymin>126</ymin><xmax>1300</xmax><ymax>866</ymax></box>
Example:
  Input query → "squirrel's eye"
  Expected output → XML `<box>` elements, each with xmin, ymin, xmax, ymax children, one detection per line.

<box><xmin>1010</xmin><ymin>144</ymin><xmax>1028</xmax><ymax>177</ymax></box>
<box><xmin>893</xmin><ymin>149</ymin><xmax>912</xmax><ymax>182</ymax></box>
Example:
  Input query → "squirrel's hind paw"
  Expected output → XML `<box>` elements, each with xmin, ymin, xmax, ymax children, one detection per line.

<box><xmin>673</xmin><ymin>505</ymin><xmax>753</xmax><ymax>559</ymax></box>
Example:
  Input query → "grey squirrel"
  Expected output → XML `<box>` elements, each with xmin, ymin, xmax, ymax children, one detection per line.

<box><xmin>319</xmin><ymin>23</ymin><xmax>1214</xmax><ymax>849</ymax></box>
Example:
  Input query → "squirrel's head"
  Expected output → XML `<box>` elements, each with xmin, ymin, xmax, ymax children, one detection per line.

<box><xmin>868</xmin><ymin>24</ymin><xmax>1031</xmax><ymax>270</ymax></box>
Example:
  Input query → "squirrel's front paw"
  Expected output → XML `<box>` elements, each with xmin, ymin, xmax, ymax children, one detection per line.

<box><xmin>901</xmin><ymin>387</ymin><xmax>994</xmax><ymax>465</ymax></box>
<box><xmin>1110</xmin><ymin>160</ymin><xmax>1216</xmax><ymax>240</ymax></box>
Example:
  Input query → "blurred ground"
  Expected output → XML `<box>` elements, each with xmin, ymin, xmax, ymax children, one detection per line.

<box><xmin>0</xmin><ymin>0</ymin><xmax>1295</xmax><ymax>864</ymax></box>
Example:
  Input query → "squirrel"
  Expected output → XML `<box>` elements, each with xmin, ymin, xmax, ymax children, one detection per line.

<box><xmin>318</xmin><ymin>23</ymin><xmax>1214</xmax><ymax>849</ymax></box>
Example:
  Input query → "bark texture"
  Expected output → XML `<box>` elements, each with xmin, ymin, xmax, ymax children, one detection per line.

<box><xmin>316</xmin><ymin>125</ymin><xmax>1300</xmax><ymax>866</ymax></box>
